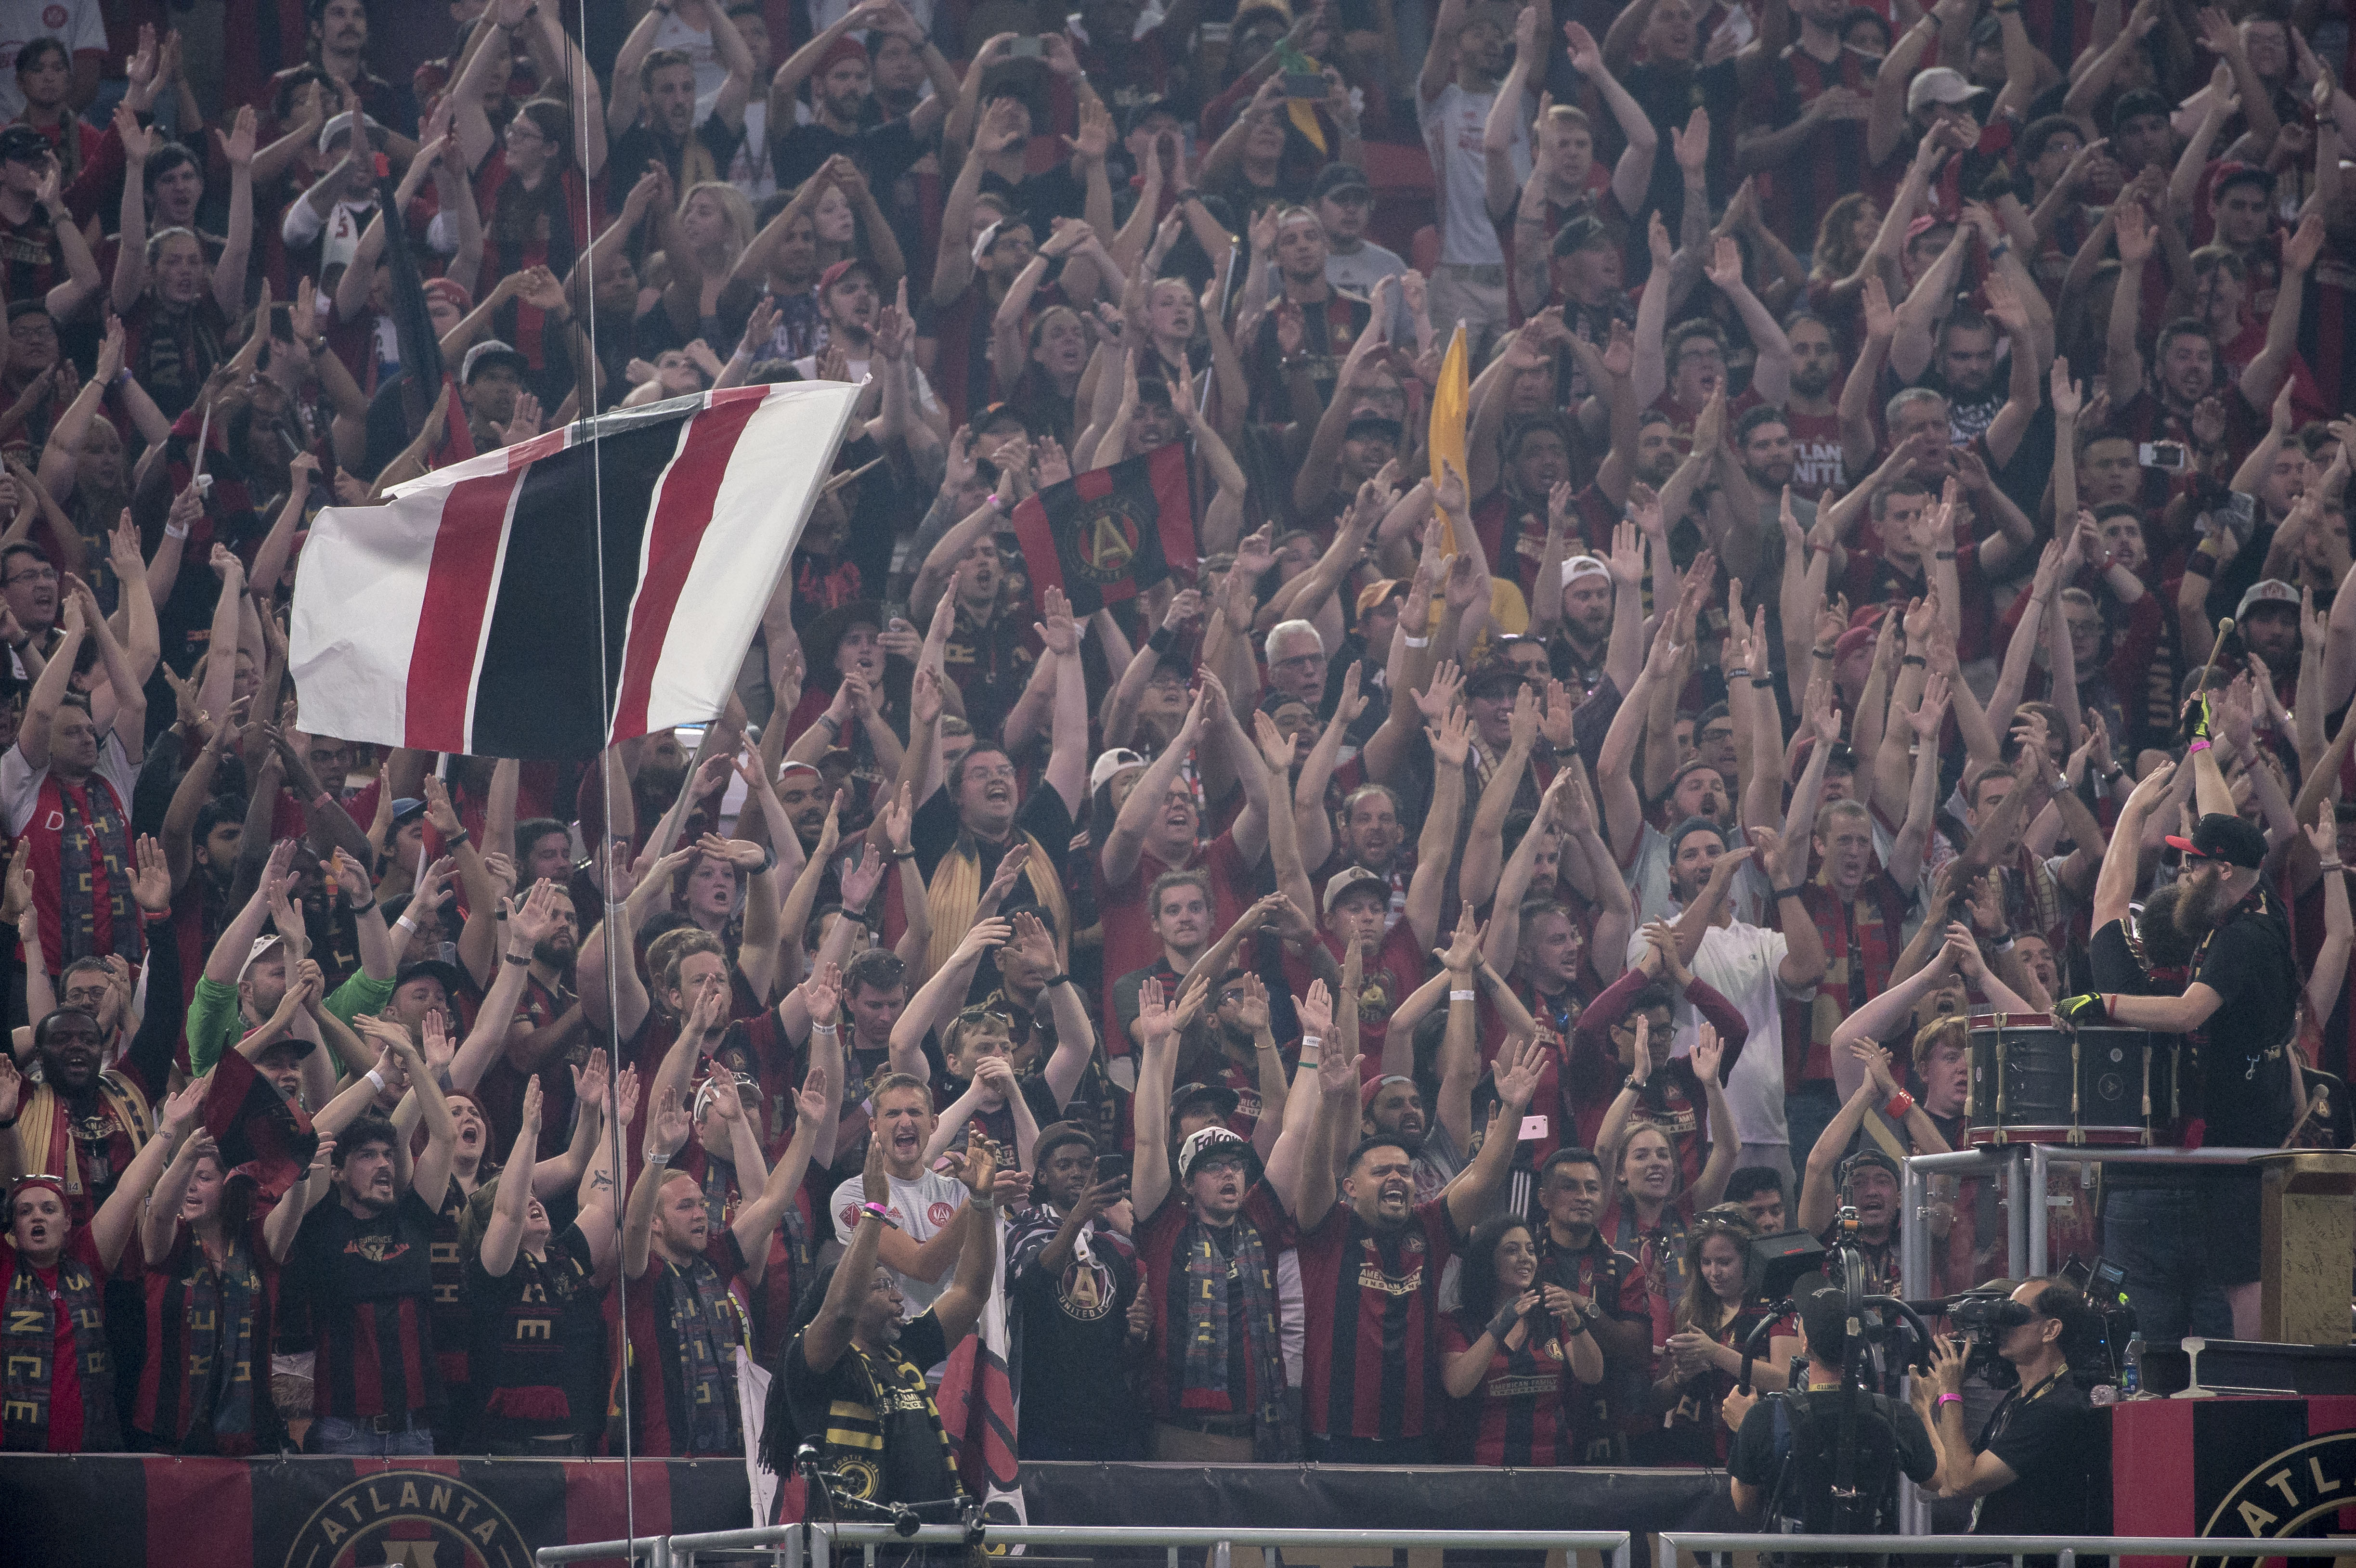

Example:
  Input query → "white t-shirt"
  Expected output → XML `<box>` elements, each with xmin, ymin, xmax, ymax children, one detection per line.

<box><xmin>0</xmin><ymin>0</ymin><xmax>107</xmax><ymax>123</ymax></box>
<box><xmin>1629</xmin><ymin>917</ymin><xmax>1812</xmax><ymax>1148</ymax></box>
<box><xmin>789</xmin><ymin>355</ymin><xmax>943</xmax><ymax>418</ymax></box>
<box><xmin>651</xmin><ymin>8</ymin><xmax>727</xmax><ymax>107</ymax></box>
<box><xmin>830</xmin><ymin>1167</ymin><xmax>968</xmax><ymax>1316</ymax></box>
<box><xmin>1417</xmin><ymin>81</ymin><xmax>1528</xmax><ymax>269</ymax></box>
<box><xmin>1627</xmin><ymin>819</ymin><xmax>1767</xmax><ymax>928</ymax></box>
<box><xmin>0</xmin><ymin>730</ymin><xmax>137</xmax><ymax>838</ymax></box>
<box><xmin>1325</xmin><ymin>241</ymin><xmax>1412</xmax><ymax>339</ymax></box>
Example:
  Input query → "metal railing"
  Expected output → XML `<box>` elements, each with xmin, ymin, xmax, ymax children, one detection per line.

<box><xmin>542</xmin><ymin>1523</ymin><xmax>1634</xmax><ymax>1568</ymax></box>
<box><xmin>1662</xmin><ymin>1533</ymin><xmax>2275</xmax><ymax>1568</ymax></box>
<box><xmin>1898</xmin><ymin>1136</ymin><xmax>2267</xmax><ymax>1299</ymax></box>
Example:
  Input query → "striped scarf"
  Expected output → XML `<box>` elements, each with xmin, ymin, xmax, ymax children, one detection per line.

<box><xmin>16</xmin><ymin>1076</ymin><xmax>153</xmax><ymax>1206</ymax></box>
<box><xmin>661</xmin><ymin>1256</ymin><xmax>745</xmax><ymax>1456</ymax></box>
<box><xmin>1176</xmin><ymin>1214</ymin><xmax>1296</xmax><ymax>1461</ymax></box>
<box><xmin>26</xmin><ymin>769</ymin><xmax>140</xmax><ymax>973</ymax></box>
<box><xmin>924</xmin><ymin>828</ymin><xmax>1070</xmax><ymax>978</ymax></box>
<box><xmin>143</xmin><ymin>1226</ymin><xmax>269</xmax><ymax>1454</ymax></box>
<box><xmin>1796</xmin><ymin>881</ymin><xmax>1905</xmax><ymax>1085</ymax></box>
<box><xmin>2</xmin><ymin>1245</ymin><xmax>120</xmax><ymax>1451</ymax></box>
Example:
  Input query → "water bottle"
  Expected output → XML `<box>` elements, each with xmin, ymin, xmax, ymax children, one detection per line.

<box><xmin>2122</xmin><ymin>1331</ymin><xmax>2145</xmax><ymax>1398</ymax></box>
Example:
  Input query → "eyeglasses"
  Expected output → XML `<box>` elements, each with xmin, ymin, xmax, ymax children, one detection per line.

<box><xmin>3</xmin><ymin>565</ymin><xmax>57</xmax><ymax>586</ymax></box>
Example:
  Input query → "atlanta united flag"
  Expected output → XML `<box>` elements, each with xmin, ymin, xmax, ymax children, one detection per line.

<box><xmin>290</xmin><ymin>383</ymin><xmax>859</xmax><ymax>758</ymax></box>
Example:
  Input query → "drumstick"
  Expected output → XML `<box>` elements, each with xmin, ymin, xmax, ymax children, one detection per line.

<box><xmin>2192</xmin><ymin>615</ymin><xmax>2235</xmax><ymax>699</ymax></box>
<box><xmin>821</xmin><ymin>454</ymin><xmax>886</xmax><ymax>495</ymax></box>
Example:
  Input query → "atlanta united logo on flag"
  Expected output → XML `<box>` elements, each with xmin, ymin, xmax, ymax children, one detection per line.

<box><xmin>286</xmin><ymin>1470</ymin><xmax>532</xmax><ymax>1568</ymax></box>
<box><xmin>1072</xmin><ymin>492</ymin><xmax>1153</xmax><ymax>585</ymax></box>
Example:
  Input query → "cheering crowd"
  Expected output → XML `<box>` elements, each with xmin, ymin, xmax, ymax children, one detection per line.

<box><xmin>0</xmin><ymin>0</ymin><xmax>2351</xmax><ymax>1538</ymax></box>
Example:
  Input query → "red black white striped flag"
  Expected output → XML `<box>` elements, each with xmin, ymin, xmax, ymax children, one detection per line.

<box><xmin>289</xmin><ymin>384</ymin><xmax>859</xmax><ymax>758</ymax></box>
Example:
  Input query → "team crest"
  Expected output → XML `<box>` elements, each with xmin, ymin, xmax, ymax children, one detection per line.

<box><xmin>285</xmin><ymin>1470</ymin><xmax>531</xmax><ymax>1568</ymax></box>
<box><xmin>1070</xmin><ymin>492</ymin><xmax>1152</xmax><ymax>585</ymax></box>
<box><xmin>343</xmin><ymin>1235</ymin><xmax>411</xmax><ymax>1265</ymax></box>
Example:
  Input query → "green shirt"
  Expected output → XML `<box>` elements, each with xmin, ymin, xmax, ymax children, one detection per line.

<box><xmin>186</xmin><ymin>970</ymin><xmax>396</xmax><ymax>1078</ymax></box>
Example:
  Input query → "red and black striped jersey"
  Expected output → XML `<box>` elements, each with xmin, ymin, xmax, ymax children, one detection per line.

<box><xmin>1299</xmin><ymin>1195</ymin><xmax>1464</xmax><ymax>1442</ymax></box>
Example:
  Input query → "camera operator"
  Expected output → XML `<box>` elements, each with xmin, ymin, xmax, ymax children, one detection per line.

<box><xmin>1722</xmin><ymin>1279</ymin><xmax>1938</xmax><ymax>1535</ymax></box>
<box><xmin>1914</xmin><ymin>1280</ymin><xmax>2102</xmax><ymax>1539</ymax></box>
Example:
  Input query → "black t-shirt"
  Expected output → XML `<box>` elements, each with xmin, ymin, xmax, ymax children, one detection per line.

<box><xmin>783</xmin><ymin>1311</ymin><xmax>958</xmax><ymax>1504</ymax></box>
<box><xmin>773</xmin><ymin>117</ymin><xmax>924</xmax><ymax>195</ymax></box>
<box><xmin>1728</xmin><ymin>1387</ymin><xmax>1937</xmax><ymax>1531</ymax></box>
<box><xmin>606</xmin><ymin>117</ymin><xmax>742</xmax><ymax>211</ymax></box>
<box><xmin>911</xmin><ymin>782</ymin><xmax>1075</xmax><ymax>889</ymax></box>
<box><xmin>2089</xmin><ymin>918</ymin><xmax>2159</xmax><ymax>994</ymax></box>
<box><xmin>1006</xmin><ymin>1209</ymin><xmax>1141</xmax><ymax>1444</ymax></box>
<box><xmin>1972</xmin><ymin>1374</ymin><xmax>2097</xmax><ymax>1538</ymax></box>
<box><xmin>2195</xmin><ymin>892</ymin><xmax>2301</xmax><ymax>1148</ymax></box>
<box><xmin>465</xmin><ymin>1223</ymin><xmax>606</xmax><ymax>1451</ymax></box>
<box><xmin>285</xmin><ymin>1189</ymin><xmax>444</xmax><ymax>1419</ymax></box>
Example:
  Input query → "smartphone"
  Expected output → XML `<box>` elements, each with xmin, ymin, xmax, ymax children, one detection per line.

<box><xmin>1094</xmin><ymin>1153</ymin><xmax>1130</xmax><ymax>1189</ymax></box>
<box><xmin>2219</xmin><ymin>489</ymin><xmax>2256</xmax><ymax>540</ymax></box>
<box><xmin>1006</xmin><ymin>35</ymin><xmax>1044</xmax><ymax>56</ymax></box>
<box><xmin>2138</xmin><ymin>440</ymin><xmax>2187</xmax><ymax>472</ymax></box>
<box><xmin>1283</xmin><ymin>71</ymin><xmax>1328</xmax><ymax>98</ymax></box>
<box><xmin>1518</xmin><ymin>1114</ymin><xmax>1549</xmax><ymax>1142</ymax></box>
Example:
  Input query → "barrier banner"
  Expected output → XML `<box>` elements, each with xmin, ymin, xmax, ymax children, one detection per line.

<box><xmin>0</xmin><ymin>1454</ymin><xmax>751</xmax><ymax>1568</ymax></box>
<box><xmin>2110</xmin><ymin>1395</ymin><xmax>2356</xmax><ymax>1568</ymax></box>
<box><xmin>0</xmin><ymin>1454</ymin><xmax>1722</xmax><ymax>1567</ymax></box>
<box><xmin>1022</xmin><ymin>1459</ymin><xmax>1726</xmax><ymax>1535</ymax></box>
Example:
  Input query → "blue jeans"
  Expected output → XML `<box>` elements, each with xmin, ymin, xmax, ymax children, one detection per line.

<box><xmin>2100</xmin><ymin>1185</ymin><xmax>2234</xmax><ymax>1348</ymax></box>
<box><xmin>313</xmin><ymin>1414</ymin><xmax>435</xmax><ymax>1456</ymax></box>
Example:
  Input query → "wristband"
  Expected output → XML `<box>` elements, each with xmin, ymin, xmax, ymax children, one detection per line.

<box><xmin>1933</xmin><ymin>550</ymin><xmax>1957</xmax><ymax>560</ymax></box>
<box><xmin>1298</xmin><ymin>1053</ymin><xmax>1320</xmax><ymax>1068</ymax></box>
<box><xmin>395</xmin><ymin>914</ymin><xmax>418</xmax><ymax>933</ymax></box>
<box><xmin>366</xmin><ymin>1067</ymin><xmax>386</xmax><ymax>1091</ymax></box>
<box><xmin>1043</xmin><ymin>972</ymin><xmax>1072</xmax><ymax>988</ymax></box>
<box><xmin>1622</xmin><ymin>1074</ymin><xmax>1646</xmax><ymax>1093</ymax></box>
<box><xmin>1900</xmin><ymin>655</ymin><xmax>1927</xmax><ymax>667</ymax></box>
<box><xmin>1923</xmin><ymin>11</ymin><xmax>1942</xmax><ymax>28</ymax></box>
<box><xmin>1300</xmin><ymin>1035</ymin><xmax>1323</xmax><ymax>1052</ymax></box>
<box><xmin>1487</xmin><ymin>1305</ymin><xmax>1522</xmax><ymax>1340</ymax></box>
<box><xmin>1937</xmin><ymin>1392</ymin><xmax>1962</xmax><ymax>1408</ymax></box>
<box><xmin>1145</xmin><ymin>624</ymin><xmax>1177</xmax><ymax>655</ymax></box>
<box><xmin>974</xmin><ymin>1192</ymin><xmax>999</xmax><ymax>1212</ymax></box>
<box><xmin>493</xmin><ymin>905</ymin><xmax>507</xmax><ymax>919</ymax></box>
<box><xmin>504</xmin><ymin>952</ymin><xmax>531</xmax><ymax>966</ymax></box>
<box><xmin>1884</xmin><ymin>1089</ymin><xmax>1916</xmax><ymax>1119</ymax></box>
<box><xmin>1773</xmin><ymin>884</ymin><xmax>1807</xmax><ymax>901</ymax></box>
<box><xmin>0</xmin><ymin>1112</ymin><xmax>15</xmax><ymax>1130</ymax></box>
<box><xmin>164</xmin><ymin>523</ymin><xmax>190</xmax><ymax>540</ymax></box>
<box><xmin>887</xmin><ymin>847</ymin><xmax>917</xmax><ymax>861</ymax></box>
<box><xmin>440</xmin><ymin>826</ymin><xmax>470</xmax><ymax>848</ymax></box>
<box><xmin>1811</xmin><ymin>647</ymin><xmax>1835</xmax><ymax>659</ymax></box>
<box><xmin>2321</xmin><ymin>861</ymin><xmax>2345</xmax><ymax>871</ymax></box>
<box><xmin>2187</xmin><ymin>739</ymin><xmax>2211</xmax><ymax>755</ymax></box>
<box><xmin>811</xmin><ymin>1021</ymin><xmax>838</xmax><ymax>1034</ymax></box>
<box><xmin>1751</xmin><ymin>676</ymin><xmax>1774</xmax><ymax>687</ymax></box>
<box><xmin>2183</xmin><ymin>551</ymin><xmax>2218</xmax><ymax>578</ymax></box>
<box><xmin>1450</xmin><ymin>988</ymin><xmax>1477</xmax><ymax>1001</ymax></box>
<box><xmin>646</xmin><ymin>1143</ymin><xmax>678</xmax><ymax>1165</ymax></box>
<box><xmin>1403</xmin><ymin>634</ymin><xmax>1431</xmax><ymax>648</ymax></box>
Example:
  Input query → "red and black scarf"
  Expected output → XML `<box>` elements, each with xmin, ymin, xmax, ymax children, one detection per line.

<box><xmin>3</xmin><ymin>1247</ymin><xmax>120</xmax><ymax>1452</ymax></box>
<box><xmin>139</xmin><ymin>1224</ymin><xmax>271</xmax><ymax>1454</ymax></box>
<box><xmin>26</xmin><ymin>767</ymin><xmax>139</xmax><ymax>974</ymax></box>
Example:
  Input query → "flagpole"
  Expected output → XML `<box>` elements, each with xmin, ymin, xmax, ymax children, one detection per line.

<box><xmin>562</xmin><ymin>4</ymin><xmax>637</xmax><ymax>1542</ymax></box>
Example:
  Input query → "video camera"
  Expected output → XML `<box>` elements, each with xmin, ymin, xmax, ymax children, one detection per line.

<box><xmin>1948</xmin><ymin>1289</ymin><xmax>2035</xmax><ymax>1388</ymax></box>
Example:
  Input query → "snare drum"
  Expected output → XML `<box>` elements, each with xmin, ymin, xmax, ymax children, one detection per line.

<box><xmin>1965</xmin><ymin>1011</ymin><xmax>2180</xmax><ymax>1146</ymax></box>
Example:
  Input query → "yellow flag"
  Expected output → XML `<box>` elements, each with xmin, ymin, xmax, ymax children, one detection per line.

<box><xmin>1427</xmin><ymin>322</ymin><xmax>1469</xmax><ymax>554</ymax></box>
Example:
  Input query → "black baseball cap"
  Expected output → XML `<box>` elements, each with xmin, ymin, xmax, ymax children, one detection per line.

<box><xmin>2166</xmin><ymin>812</ymin><xmax>2268</xmax><ymax>870</ymax></box>
<box><xmin>2110</xmin><ymin>89</ymin><xmax>2169</xmax><ymax>134</ymax></box>
<box><xmin>1311</xmin><ymin>162</ymin><xmax>1373</xmax><ymax>202</ymax></box>
<box><xmin>0</xmin><ymin>125</ymin><xmax>51</xmax><ymax>163</ymax></box>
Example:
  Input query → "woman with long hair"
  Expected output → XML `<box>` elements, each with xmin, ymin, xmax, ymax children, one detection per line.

<box><xmin>137</xmin><ymin>1123</ymin><xmax>309</xmax><ymax>1452</ymax></box>
<box><xmin>1597</xmin><ymin>1022</ymin><xmax>1733</xmax><ymax>1396</ymax></box>
<box><xmin>1442</xmin><ymin>1212</ymin><xmax>1605</xmax><ymax>1465</ymax></box>
<box><xmin>1652</xmin><ymin>1209</ymin><xmax>1798</xmax><ymax>1464</ymax></box>
<box><xmin>462</xmin><ymin>1065</ymin><xmax>626</xmax><ymax>1454</ymax></box>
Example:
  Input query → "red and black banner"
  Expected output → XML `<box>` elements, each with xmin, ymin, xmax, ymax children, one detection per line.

<box><xmin>1008</xmin><ymin>443</ymin><xmax>1196</xmax><ymax>616</ymax></box>
<box><xmin>0</xmin><ymin>1454</ymin><xmax>749</xmax><ymax>1568</ymax></box>
<box><xmin>2112</xmin><ymin>1394</ymin><xmax>2356</xmax><ymax>1567</ymax></box>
